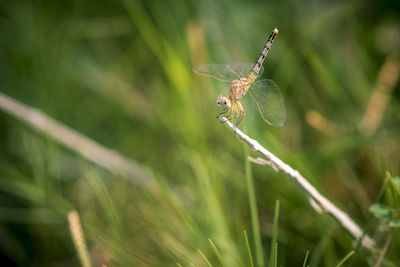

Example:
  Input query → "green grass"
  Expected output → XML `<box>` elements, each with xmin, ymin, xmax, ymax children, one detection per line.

<box><xmin>244</xmin><ymin>231</ymin><xmax>254</xmax><ymax>267</ymax></box>
<box><xmin>0</xmin><ymin>0</ymin><xmax>400</xmax><ymax>266</ymax></box>
<box><xmin>209</xmin><ymin>238</ymin><xmax>226</xmax><ymax>267</ymax></box>
<box><xmin>302</xmin><ymin>250</ymin><xmax>310</xmax><ymax>267</ymax></box>
<box><xmin>245</xmin><ymin>147</ymin><xmax>264</xmax><ymax>267</ymax></box>
<box><xmin>268</xmin><ymin>200</ymin><xmax>279</xmax><ymax>267</ymax></box>
<box><xmin>335</xmin><ymin>250</ymin><xmax>355</xmax><ymax>267</ymax></box>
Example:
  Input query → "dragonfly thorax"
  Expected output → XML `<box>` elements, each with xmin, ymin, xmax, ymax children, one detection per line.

<box><xmin>229</xmin><ymin>78</ymin><xmax>252</xmax><ymax>101</ymax></box>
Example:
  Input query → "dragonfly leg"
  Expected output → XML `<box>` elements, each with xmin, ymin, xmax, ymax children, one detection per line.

<box><xmin>227</xmin><ymin>104</ymin><xmax>236</xmax><ymax>121</ymax></box>
<box><xmin>235</xmin><ymin>102</ymin><xmax>245</xmax><ymax>126</ymax></box>
<box><xmin>234</xmin><ymin>103</ymin><xmax>240</xmax><ymax>124</ymax></box>
<box><xmin>218</xmin><ymin>110</ymin><xmax>229</xmax><ymax>123</ymax></box>
<box><xmin>217</xmin><ymin>110</ymin><xmax>228</xmax><ymax>118</ymax></box>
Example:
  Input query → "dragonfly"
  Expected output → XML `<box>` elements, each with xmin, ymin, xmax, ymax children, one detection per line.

<box><xmin>193</xmin><ymin>28</ymin><xmax>285</xmax><ymax>127</ymax></box>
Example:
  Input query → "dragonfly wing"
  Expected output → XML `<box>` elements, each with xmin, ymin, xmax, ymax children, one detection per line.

<box><xmin>226</xmin><ymin>62</ymin><xmax>264</xmax><ymax>79</ymax></box>
<box><xmin>249</xmin><ymin>79</ymin><xmax>285</xmax><ymax>127</ymax></box>
<box><xmin>193</xmin><ymin>63</ymin><xmax>264</xmax><ymax>82</ymax></box>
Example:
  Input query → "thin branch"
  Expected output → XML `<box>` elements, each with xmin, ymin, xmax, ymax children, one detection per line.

<box><xmin>248</xmin><ymin>156</ymin><xmax>324</xmax><ymax>214</ymax></box>
<box><xmin>374</xmin><ymin>229</ymin><xmax>393</xmax><ymax>267</ymax></box>
<box><xmin>218</xmin><ymin>115</ymin><xmax>375</xmax><ymax>248</ymax></box>
<box><xmin>0</xmin><ymin>92</ymin><xmax>155</xmax><ymax>190</ymax></box>
<box><xmin>248</xmin><ymin>156</ymin><xmax>279</xmax><ymax>171</ymax></box>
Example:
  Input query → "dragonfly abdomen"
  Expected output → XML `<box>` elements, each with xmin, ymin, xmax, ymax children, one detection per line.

<box><xmin>247</xmin><ymin>28</ymin><xmax>278</xmax><ymax>82</ymax></box>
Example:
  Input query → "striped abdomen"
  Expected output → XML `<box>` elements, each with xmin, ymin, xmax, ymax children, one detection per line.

<box><xmin>247</xmin><ymin>28</ymin><xmax>278</xmax><ymax>83</ymax></box>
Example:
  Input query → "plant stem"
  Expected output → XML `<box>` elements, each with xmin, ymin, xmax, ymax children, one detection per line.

<box><xmin>243</xmin><ymin>230</ymin><xmax>254</xmax><ymax>267</ymax></box>
<box><xmin>374</xmin><ymin>229</ymin><xmax>394</xmax><ymax>267</ymax></box>
<box><xmin>209</xmin><ymin>238</ymin><xmax>226</xmax><ymax>267</ymax></box>
<box><xmin>268</xmin><ymin>200</ymin><xmax>279</xmax><ymax>267</ymax></box>
<box><xmin>335</xmin><ymin>250</ymin><xmax>355</xmax><ymax>267</ymax></box>
<box><xmin>244</xmin><ymin>147</ymin><xmax>264</xmax><ymax>267</ymax></box>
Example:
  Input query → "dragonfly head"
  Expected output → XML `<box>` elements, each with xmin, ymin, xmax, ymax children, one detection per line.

<box><xmin>216</xmin><ymin>95</ymin><xmax>231</xmax><ymax>110</ymax></box>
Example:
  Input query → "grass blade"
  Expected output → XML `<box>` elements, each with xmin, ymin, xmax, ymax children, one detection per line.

<box><xmin>309</xmin><ymin>221</ymin><xmax>336</xmax><ymax>267</ymax></box>
<box><xmin>268</xmin><ymin>200</ymin><xmax>280</xmax><ymax>267</ymax></box>
<box><xmin>273</xmin><ymin>243</ymin><xmax>278</xmax><ymax>267</ymax></box>
<box><xmin>335</xmin><ymin>250</ymin><xmax>355</xmax><ymax>267</ymax></box>
<box><xmin>243</xmin><ymin>231</ymin><xmax>254</xmax><ymax>267</ymax></box>
<box><xmin>302</xmin><ymin>250</ymin><xmax>310</xmax><ymax>267</ymax></box>
<box><xmin>208</xmin><ymin>238</ymin><xmax>226</xmax><ymax>267</ymax></box>
<box><xmin>197</xmin><ymin>249</ymin><xmax>213</xmax><ymax>267</ymax></box>
<box><xmin>244</xmin><ymin>148</ymin><xmax>264</xmax><ymax>267</ymax></box>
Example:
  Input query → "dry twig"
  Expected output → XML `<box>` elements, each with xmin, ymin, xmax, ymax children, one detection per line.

<box><xmin>0</xmin><ymin>92</ymin><xmax>154</xmax><ymax>190</ymax></box>
<box><xmin>218</xmin><ymin>115</ymin><xmax>375</xmax><ymax>248</ymax></box>
<box><xmin>374</xmin><ymin>229</ymin><xmax>393</xmax><ymax>267</ymax></box>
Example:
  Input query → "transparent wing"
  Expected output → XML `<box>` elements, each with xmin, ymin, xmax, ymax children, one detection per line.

<box><xmin>249</xmin><ymin>79</ymin><xmax>285</xmax><ymax>127</ymax></box>
<box><xmin>192</xmin><ymin>63</ymin><xmax>264</xmax><ymax>82</ymax></box>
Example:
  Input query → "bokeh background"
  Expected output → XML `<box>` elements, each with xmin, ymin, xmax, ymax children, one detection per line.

<box><xmin>0</xmin><ymin>0</ymin><xmax>399</xmax><ymax>266</ymax></box>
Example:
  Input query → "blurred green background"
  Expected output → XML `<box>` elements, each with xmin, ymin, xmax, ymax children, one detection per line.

<box><xmin>0</xmin><ymin>0</ymin><xmax>399</xmax><ymax>266</ymax></box>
